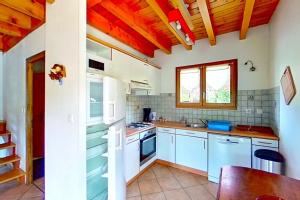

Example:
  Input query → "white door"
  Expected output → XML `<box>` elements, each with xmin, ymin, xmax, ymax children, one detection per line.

<box><xmin>176</xmin><ymin>135</ymin><xmax>207</xmax><ymax>171</ymax></box>
<box><xmin>108</xmin><ymin>119</ymin><xmax>126</xmax><ymax>200</ymax></box>
<box><xmin>157</xmin><ymin>132</ymin><xmax>175</xmax><ymax>163</ymax></box>
<box><xmin>103</xmin><ymin>76</ymin><xmax>126</xmax><ymax>124</ymax></box>
<box><xmin>86</xmin><ymin>74</ymin><xmax>103</xmax><ymax>125</ymax></box>
<box><xmin>124</xmin><ymin>140</ymin><xmax>140</xmax><ymax>182</ymax></box>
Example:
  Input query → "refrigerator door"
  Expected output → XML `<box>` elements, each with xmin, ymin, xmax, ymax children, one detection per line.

<box><xmin>103</xmin><ymin>76</ymin><xmax>126</xmax><ymax>125</ymax></box>
<box><xmin>108</xmin><ymin>119</ymin><xmax>126</xmax><ymax>200</ymax></box>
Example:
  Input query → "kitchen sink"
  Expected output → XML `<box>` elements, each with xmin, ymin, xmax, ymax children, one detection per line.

<box><xmin>186</xmin><ymin>123</ymin><xmax>207</xmax><ymax>128</ymax></box>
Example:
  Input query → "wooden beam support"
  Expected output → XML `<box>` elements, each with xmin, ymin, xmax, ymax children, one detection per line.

<box><xmin>196</xmin><ymin>0</ymin><xmax>216</xmax><ymax>45</ymax></box>
<box><xmin>100</xmin><ymin>0</ymin><xmax>172</xmax><ymax>54</ymax></box>
<box><xmin>87</xmin><ymin>34</ymin><xmax>161</xmax><ymax>69</ymax></box>
<box><xmin>146</xmin><ymin>0</ymin><xmax>192</xmax><ymax>50</ymax></box>
<box><xmin>240</xmin><ymin>0</ymin><xmax>256</xmax><ymax>40</ymax></box>
<box><xmin>0</xmin><ymin>4</ymin><xmax>31</xmax><ymax>29</ymax></box>
<box><xmin>0</xmin><ymin>35</ymin><xmax>3</xmax><ymax>50</ymax></box>
<box><xmin>0</xmin><ymin>0</ymin><xmax>45</xmax><ymax>20</ymax></box>
<box><xmin>87</xmin><ymin>10</ymin><xmax>155</xmax><ymax>57</ymax></box>
<box><xmin>170</xmin><ymin>0</ymin><xmax>194</xmax><ymax>31</ymax></box>
<box><xmin>0</xmin><ymin>21</ymin><xmax>22</xmax><ymax>37</ymax></box>
<box><xmin>47</xmin><ymin>0</ymin><xmax>55</xmax><ymax>3</ymax></box>
<box><xmin>87</xmin><ymin>0</ymin><xmax>103</xmax><ymax>8</ymax></box>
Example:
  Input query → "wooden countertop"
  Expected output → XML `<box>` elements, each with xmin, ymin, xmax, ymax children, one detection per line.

<box><xmin>126</xmin><ymin>125</ymin><xmax>155</xmax><ymax>137</ymax></box>
<box><xmin>154</xmin><ymin>121</ymin><xmax>279</xmax><ymax>140</ymax></box>
<box><xmin>217</xmin><ymin>166</ymin><xmax>300</xmax><ymax>200</ymax></box>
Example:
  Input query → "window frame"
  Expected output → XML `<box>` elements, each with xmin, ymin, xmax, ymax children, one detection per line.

<box><xmin>176</xmin><ymin>59</ymin><xmax>238</xmax><ymax>110</ymax></box>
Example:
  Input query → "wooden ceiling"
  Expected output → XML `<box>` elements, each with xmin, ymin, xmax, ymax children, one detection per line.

<box><xmin>87</xmin><ymin>0</ymin><xmax>279</xmax><ymax>57</ymax></box>
<box><xmin>0</xmin><ymin>0</ymin><xmax>46</xmax><ymax>52</ymax></box>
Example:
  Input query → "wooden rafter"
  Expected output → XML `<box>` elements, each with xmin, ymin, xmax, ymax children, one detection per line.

<box><xmin>87</xmin><ymin>10</ymin><xmax>155</xmax><ymax>57</ymax></box>
<box><xmin>47</xmin><ymin>0</ymin><xmax>55</xmax><ymax>3</ymax></box>
<box><xmin>146</xmin><ymin>0</ymin><xmax>192</xmax><ymax>50</ymax></box>
<box><xmin>87</xmin><ymin>0</ymin><xmax>103</xmax><ymax>8</ymax></box>
<box><xmin>100</xmin><ymin>0</ymin><xmax>171</xmax><ymax>54</ymax></box>
<box><xmin>169</xmin><ymin>0</ymin><xmax>194</xmax><ymax>31</ymax></box>
<box><xmin>0</xmin><ymin>35</ymin><xmax>3</xmax><ymax>50</ymax></box>
<box><xmin>240</xmin><ymin>0</ymin><xmax>256</xmax><ymax>40</ymax></box>
<box><xmin>196</xmin><ymin>0</ymin><xmax>216</xmax><ymax>45</ymax></box>
<box><xmin>0</xmin><ymin>21</ymin><xmax>22</xmax><ymax>37</ymax></box>
<box><xmin>0</xmin><ymin>0</ymin><xmax>45</xmax><ymax>20</ymax></box>
<box><xmin>0</xmin><ymin>4</ymin><xmax>31</xmax><ymax>29</ymax></box>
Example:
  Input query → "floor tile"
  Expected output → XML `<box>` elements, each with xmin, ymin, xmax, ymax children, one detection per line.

<box><xmin>163</xmin><ymin>189</ymin><xmax>190</xmax><ymax>200</ymax></box>
<box><xmin>0</xmin><ymin>183</ymin><xmax>31</xmax><ymax>200</ymax></box>
<box><xmin>184</xmin><ymin>185</ymin><xmax>215</xmax><ymax>200</ymax></box>
<box><xmin>138</xmin><ymin>169</ymin><xmax>156</xmax><ymax>182</ymax></box>
<box><xmin>169</xmin><ymin>167</ymin><xmax>189</xmax><ymax>177</ymax></box>
<box><xmin>157</xmin><ymin>176</ymin><xmax>181</xmax><ymax>191</ymax></box>
<box><xmin>142</xmin><ymin>192</ymin><xmax>166</xmax><ymax>200</ymax></box>
<box><xmin>127</xmin><ymin>181</ymin><xmax>141</xmax><ymax>197</ymax></box>
<box><xmin>192</xmin><ymin>174</ymin><xmax>209</xmax><ymax>185</ymax></box>
<box><xmin>152</xmin><ymin>165</ymin><xmax>173</xmax><ymax>178</ymax></box>
<box><xmin>174</xmin><ymin>173</ymin><xmax>200</xmax><ymax>188</ymax></box>
<box><xmin>34</xmin><ymin>178</ymin><xmax>45</xmax><ymax>192</ymax></box>
<box><xmin>204</xmin><ymin>182</ymin><xmax>219</xmax><ymax>198</ymax></box>
<box><xmin>19</xmin><ymin>185</ymin><xmax>44</xmax><ymax>199</ymax></box>
<box><xmin>127</xmin><ymin>196</ymin><xmax>142</xmax><ymax>200</ymax></box>
<box><xmin>139</xmin><ymin>179</ymin><xmax>162</xmax><ymax>195</ymax></box>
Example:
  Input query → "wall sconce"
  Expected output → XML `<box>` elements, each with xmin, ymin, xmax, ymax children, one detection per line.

<box><xmin>244</xmin><ymin>60</ymin><xmax>256</xmax><ymax>72</ymax></box>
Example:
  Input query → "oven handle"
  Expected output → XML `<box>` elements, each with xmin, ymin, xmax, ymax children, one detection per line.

<box><xmin>141</xmin><ymin>135</ymin><xmax>156</xmax><ymax>143</ymax></box>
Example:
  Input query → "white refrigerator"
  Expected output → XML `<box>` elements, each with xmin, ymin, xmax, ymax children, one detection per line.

<box><xmin>86</xmin><ymin>73</ymin><xmax>126</xmax><ymax>200</ymax></box>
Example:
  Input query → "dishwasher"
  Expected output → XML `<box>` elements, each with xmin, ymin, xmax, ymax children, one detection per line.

<box><xmin>208</xmin><ymin>134</ymin><xmax>252</xmax><ymax>183</ymax></box>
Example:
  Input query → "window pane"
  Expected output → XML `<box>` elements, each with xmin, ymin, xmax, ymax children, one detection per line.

<box><xmin>206</xmin><ymin>64</ymin><xmax>231</xmax><ymax>103</ymax></box>
<box><xmin>180</xmin><ymin>68</ymin><xmax>201</xmax><ymax>103</ymax></box>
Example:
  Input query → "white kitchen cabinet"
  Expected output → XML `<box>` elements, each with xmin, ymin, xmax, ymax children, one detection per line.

<box><xmin>124</xmin><ymin>137</ymin><xmax>140</xmax><ymax>182</ymax></box>
<box><xmin>176</xmin><ymin>134</ymin><xmax>207</xmax><ymax>172</ymax></box>
<box><xmin>157</xmin><ymin>131</ymin><xmax>175</xmax><ymax>163</ymax></box>
<box><xmin>110</xmin><ymin>50</ymin><xmax>161</xmax><ymax>95</ymax></box>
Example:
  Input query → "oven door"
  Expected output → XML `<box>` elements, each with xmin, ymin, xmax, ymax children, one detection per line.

<box><xmin>140</xmin><ymin>134</ymin><xmax>156</xmax><ymax>165</ymax></box>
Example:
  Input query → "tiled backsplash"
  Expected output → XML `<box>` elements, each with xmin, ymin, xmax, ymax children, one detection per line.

<box><xmin>126</xmin><ymin>88</ymin><xmax>280</xmax><ymax>134</ymax></box>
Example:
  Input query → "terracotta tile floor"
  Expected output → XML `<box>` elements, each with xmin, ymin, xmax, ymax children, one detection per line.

<box><xmin>0</xmin><ymin>177</ymin><xmax>45</xmax><ymax>200</ymax></box>
<box><xmin>127</xmin><ymin>163</ymin><xmax>218</xmax><ymax>200</ymax></box>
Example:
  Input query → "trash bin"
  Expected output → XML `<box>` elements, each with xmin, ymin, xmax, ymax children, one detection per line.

<box><xmin>254</xmin><ymin>149</ymin><xmax>284</xmax><ymax>175</ymax></box>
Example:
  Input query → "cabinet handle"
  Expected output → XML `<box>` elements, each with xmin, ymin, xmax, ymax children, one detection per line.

<box><xmin>138</xmin><ymin>143</ymin><xmax>140</xmax><ymax>151</ymax></box>
<box><xmin>204</xmin><ymin>140</ymin><xmax>206</xmax><ymax>150</ymax></box>
<box><xmin>171</xmin><ymin>136</ymin><xmax>174</xmax><ymax>144</ymax></box>
<box><xmin>258</xmin><ymin>141</ymin><xmax>272</xmax><ymax>145</ymax></box>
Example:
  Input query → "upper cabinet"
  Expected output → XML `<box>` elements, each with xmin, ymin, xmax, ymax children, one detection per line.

<box><xmin>87</xmin><ymin>39</ymin><xmax>112</xmax><ymax>60</ymax></box>
<box><xmin>110</xmin><ymin>50</ymin><xmax>161</xmax><ymax>96</ymax></box>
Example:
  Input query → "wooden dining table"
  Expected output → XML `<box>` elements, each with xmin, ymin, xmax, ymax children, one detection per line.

<box><xmin>217</xmin><ymin>166</ymin><xmax>300</xmax><ymax>200</ymax></box>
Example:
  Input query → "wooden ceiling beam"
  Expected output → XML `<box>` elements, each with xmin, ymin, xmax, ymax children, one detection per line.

<box><xmin>87</xmin><ymin>0</ymin><xmax>103</xmax><ymax>8</ymax></box>
<box><xmin>0</xmin><ymin>4</ymin><xmax>31</xmax><ymax>29</ymax></box>
<box><xmin>0</xmin><ymin>35</ymin><xmax>3</xmax><ymax>50</ymax></box>
<box><xmin>0</xmin><ymin>21</ymin><xmax>22</xmax><ymax>37</ymax></box>
<box><xmin>196</xmin><ymin>0</ymin><xmax>216</xmax><ymax>45</ymax></box>
<box><xmin>240</xmin><ymin>0</ymin><xmax>256</xmax><ymax>40</ymax></box>
<box><xmin>169</xmin><ymin>0</ymin><xmax>194</xmax><ymax>31</ymax></box>
<box><xmin>0</xmin><ymin>0</ymin><xmax>45</xmax><ymax>20</ymax></box>
<box><xmin>146</xmin><ymin>0</ymin><xmax>192</xmax><ymax>50</ymax></box>
<box><xmin>100</xmin><ymin>0</ymin><xmax>172</xmax><ymax>54</ymax></box>
<box><xmin>87</xmin><ymin>10</ymin><xmax>155</xmax><ymax>57</ymax></box>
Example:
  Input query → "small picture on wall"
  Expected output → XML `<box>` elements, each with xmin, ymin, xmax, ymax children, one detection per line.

<box><xmin>281</xmin><ymin>66</ymin><xmax>296</xmax><ymax>105</ymax></box>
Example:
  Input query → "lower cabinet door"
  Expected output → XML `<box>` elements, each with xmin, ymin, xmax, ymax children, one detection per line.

<box><xmin>125</xmin><ymin>140</ymin><xmax>140</xmax><ymax>182</ymax></box>
<box><xmin>176</xmin><ymin>135</ymin><xmax>207</xmax><ymax>172</ymax></box>
<box><xmin>157</xmin><ymin>132</ymin><xmax>175</xmax><ymax>163</ymax></box>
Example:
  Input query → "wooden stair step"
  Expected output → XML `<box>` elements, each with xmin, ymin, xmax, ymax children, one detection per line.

<box><xmin>0</xmin><ymin>169</ymin><xmax>25</xmax><ymax>184</ymax></box>
<box><xmin>0</xmin><ymin>142</ymin><xmax>15</xmax><ymax>150</ymax></box>
<box><xmin>0</xmin><ymin>155</ymin><xmax>20</xmax><ymax>166</ymax></box>
<box><xmin>0</xmin><ymin>131</ymin><xmax>11</xmax><ymax>136</ymax></box>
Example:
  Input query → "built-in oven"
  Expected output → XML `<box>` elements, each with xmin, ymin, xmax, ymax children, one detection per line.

<box><xmin>140</xmin><ymin>128</ymin><xmax>156</xmax><ymax>166</ymax></box>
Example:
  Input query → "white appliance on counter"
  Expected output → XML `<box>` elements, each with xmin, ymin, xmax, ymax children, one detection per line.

<box><xmin>208</xmin><ymin>134</ymin><xmax>252</xmax><ymax>183</ymax></box>
<box><xmin>86</xmin><ymin>73</ymin><xmax>126</xmax><ymax>200</ymax></box>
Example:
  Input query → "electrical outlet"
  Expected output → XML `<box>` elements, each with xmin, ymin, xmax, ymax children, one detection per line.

<box><xmin>256</xmin><ymin>108</ymin><xmax>263</xmax><ymax>114</ymax></box>
<box><xmin>245</xmin><ymin>108</ymin><xmax>252</xmax><ymax>114</ymax></box>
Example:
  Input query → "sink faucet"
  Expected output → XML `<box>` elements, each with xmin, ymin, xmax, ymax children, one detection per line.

<box><xmin>180</xmin><ymin>116</ymin><xmax>188</xmax><ymax>124</ymax></box>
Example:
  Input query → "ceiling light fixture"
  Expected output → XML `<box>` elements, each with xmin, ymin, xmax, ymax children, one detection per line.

<box><xmin>176</xmin><ymin>21</ymin><xmax>181</xmax><ymax>30</ymax></box>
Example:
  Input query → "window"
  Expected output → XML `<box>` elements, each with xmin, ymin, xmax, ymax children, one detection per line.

<box><xmin>176</xmin><ymin>59</ymin><xmax>237</xmax><ymax>109</ymax></box>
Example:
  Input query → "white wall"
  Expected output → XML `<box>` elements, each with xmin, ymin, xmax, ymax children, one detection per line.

<box><xmin>269</xmin><ymin>0</ymin><xmax>300</xmax><ymax>180</ymax></box>
<box><xmin>0</xmin><ymin>52</ymin><xmax>3</xmax><ymax>120</ymax></box>
<box><xmin>45</xmin><ymin>0</ymin><xmax>86</xmax><ymax>199</ymax></box>
<box><xmin>152</xmin><ymin>25</ymin><xmax>270</xmax><ymax>93</ymax></box>
<box><xmin>2</xmin><ymin>25</ymin><xmax>45</xmax><ymax>170</ymax></box>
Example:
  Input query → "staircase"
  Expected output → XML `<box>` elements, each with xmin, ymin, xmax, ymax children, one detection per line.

<box><xmin>0</xmin><ymin>121</ymin><xmax>25</xmax><ymax>184</ymax></box>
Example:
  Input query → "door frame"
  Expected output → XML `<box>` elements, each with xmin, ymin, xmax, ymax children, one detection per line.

<box><xmin>26</xmin><ymin>51</ymin><xmax>45</xmax><ymax>184</ymax></box>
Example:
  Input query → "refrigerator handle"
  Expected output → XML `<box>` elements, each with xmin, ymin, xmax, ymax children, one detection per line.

<box><xmin>116</xmin><ymin>129</ymin><xmax>123</xmax><ymax>150</ymax></box>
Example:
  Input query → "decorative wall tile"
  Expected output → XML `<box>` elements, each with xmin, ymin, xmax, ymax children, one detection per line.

<box><xmin>126</xmin><ymin>89</ymin><xmax>280</xmax><ymax>133</ymax></box>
